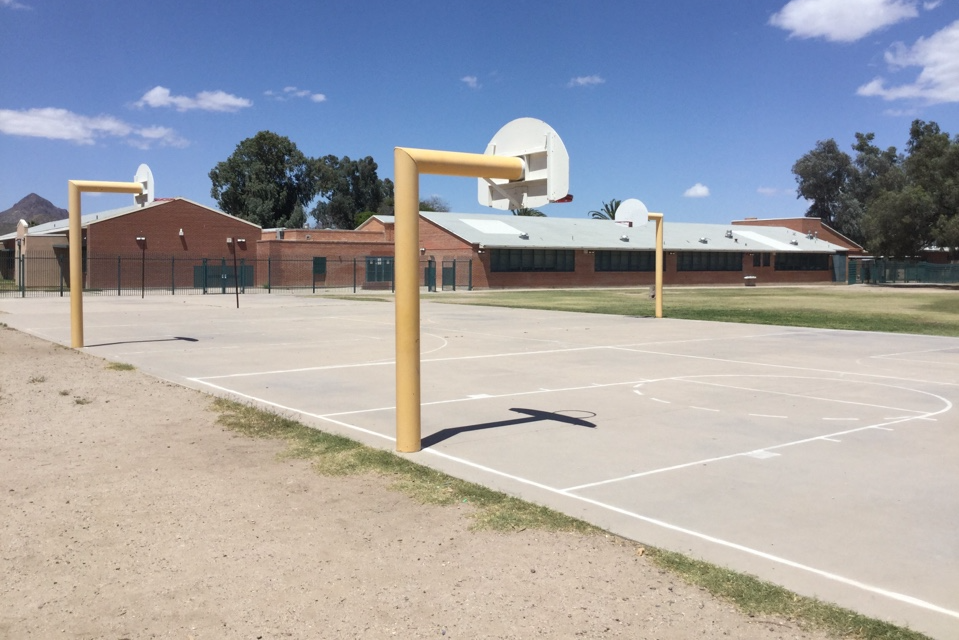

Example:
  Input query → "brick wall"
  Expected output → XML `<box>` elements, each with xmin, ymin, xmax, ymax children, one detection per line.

<box><xmin>84</xmin><ymin>199</ymin><xmax>260</xmax><ymax>289</ymax></box>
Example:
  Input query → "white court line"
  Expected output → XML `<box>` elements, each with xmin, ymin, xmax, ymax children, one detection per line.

<box><xmin>872</xmin><ymin>346</ymin><xmax>959</xmax><ymax>366</ymax></box>
<box><xmin>610</xmin><ymin>345</ymin><xmax>959</xmax><ymax>388</ymax></box>
<box><xmin>319</xmin><ymin>379</ymin><xmax>652</xmax><ymax>419</ymax></box>
<box><xmin>192</xmin><ymin>344</ymin><xmax>608</xmax><ymax>380</ymax></box>
<box><xmin>188</xmin><ymin>335</ymin><xmax>959</xmax><ymax>389</ymax></box>
<box><xmin>749</xmin><ymin>413</ymin><xmax>787</xmax><ymax>419</ymax></box>
<box><xmin>170</xmin><ymin>379</ymin><xmax>959</xmax><ymax>623</ymax></box>
<box><xmin>675</xmin><ymin>376</ymin><xmax>933</xmax><ymax>415</ymax></box>
<box><xmin>562</xmin><ymin>401</ymin><xmax>951</xmax><ymax>493</ymax></box>
<box><xmin>418</xmin><ymin>448</ymin><xmax>959</xmax><ymax>623</ymax></box>
<box><xmin>187</xmin><ymin>379</ymin><xmax>396</xmax><ymax>444</ymax></box>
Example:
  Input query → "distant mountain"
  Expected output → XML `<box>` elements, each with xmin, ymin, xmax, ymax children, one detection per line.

<box><xmin>0</xmin><ymin>194</ymin><xmax>68</xmax><ymax>235</ymax></box>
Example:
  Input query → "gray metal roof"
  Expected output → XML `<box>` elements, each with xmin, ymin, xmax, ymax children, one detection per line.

<box><xmin>0</xmin><ymin>198</ymin><xmax>258</xmax><ymax>241</ymax></box>
<box><xmin>419</xmin><ymin>211</ymin><xmax>848</xmax><ymax>253</ymax></box>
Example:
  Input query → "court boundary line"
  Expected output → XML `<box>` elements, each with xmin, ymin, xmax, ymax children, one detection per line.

<box><xmin>189</xmin><ymin>340</ymin><xmax>959</xmax><ymax>389</ymax></box>
<box><xmin>184</xmin><ymin>377</ymin><xmax>959</xmax><ymax>624</ymax></box>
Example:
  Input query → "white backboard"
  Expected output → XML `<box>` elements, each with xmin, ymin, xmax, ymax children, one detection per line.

<box><xmin>478</xmin><ymin>118</ymin><xmax>570</xmax><ymax>210</ymax></box>
<box><xmin>614</xmin><ymin>198</ymin><xmax>649</xmax><ymax>226</ymax></box>
<box><xmin>134</xmin><ymin>164</ymin><xmax>155</xmax><ymax>207</ymax></box>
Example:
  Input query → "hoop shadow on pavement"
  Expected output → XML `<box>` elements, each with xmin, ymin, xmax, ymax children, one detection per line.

<box><xmin>422</xmin><ymin>407</ymin><xmax>596</xmax><ymax>448</ymax></box>
<box><xmin>86</xmin><ymin>336</ymin><xmax>199</xmax><ymax>348</ymax></box>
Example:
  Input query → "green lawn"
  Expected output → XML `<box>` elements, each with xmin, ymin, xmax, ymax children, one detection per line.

<box><xmin>434</xmin><ymin>285</ymin><xmax>959</xmax><ymax>337</ymax></box>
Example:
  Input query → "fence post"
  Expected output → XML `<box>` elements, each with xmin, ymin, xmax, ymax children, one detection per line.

<box><xmin>202</xmin><ymin>258</ymin><xmax>208</xmax><ymax>294</ymax></box>
<box><xmin>239</xmin><ymin>258</ymin><xmax>246</xmax><ymax>293</ymax></box>
<box><xmin>221</xmin><ymin>258</ymin><xmax>227</xmax><ymax>294</ymax></box>
<box><xmin>19</xmin><ymin>254</ymin><xmax>24</xmax><ymax>298</ymax></box>
<box><xmin>353</xmin><ymin>257</ymin><xmax>357</xmax><ymax>293</ymax></box>
<box><xmin>171</xmin><ymin>256</ymin><xmax>176</xmax><ymax>295</ymax></box>
<box><xmin>452</xmin><ymin>259</ymin><xmax>457</xmax><ymax>292</ymax></box>
<box><xmin>59</xmin><ymin>257</ymin><xmax>64</xmax><ymax>297</ymax></box>
<box><xmin>267</xmin><ymin>257</ymin><xmax>272</xmax><ymax>293</ymax></box>
<box><xmin>468</xmin><ymin>259</ymin><xmax>473</xmax><ymax>291</ymax></box>
<box><xmin>117</xmin><ymin>256</ymin><xmax>121</xmax><ymax>296</ymax></box>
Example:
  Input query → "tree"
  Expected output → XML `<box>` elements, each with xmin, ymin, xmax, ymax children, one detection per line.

<box><xmin>209</xmin><ymin>131</ymin><xmax>318</xmax><ymax>229</ymax></box>
<box><xmin>862</xmin><ymin>186</ymin><xmax>937</xmax><ymax>259</ymax></box>
<box><xmin>589</xmin><ymin>199</ymin><xmax>621</xmax><ymax>220</ymax></box>
<box><xmin>311</xmin><ymin>155</ymin><xmax>393</xmax><ymax>229</ymax></box>
<box><xmin>419</xmin><ymin>196</ymin><xmax>450</xmax><ymax>212</ymax></box>
<box><xmin>794</xmin><ymin>121</ymin><xmax>959</xmax><ymax>257</ymax></box>
<box><xmin>792</xmin><ymin>139</ymin><xmax>857</xmax><ymax>236</ymax></box>
<box><xmin>903</xmin><ymin>120</ymin><xmax>959</xmax><ymax>254</ymax></box>
<box><xmin>511</xmin><ymin>207</ymin><xmax>545</xmax><ymax>217</ymax></box>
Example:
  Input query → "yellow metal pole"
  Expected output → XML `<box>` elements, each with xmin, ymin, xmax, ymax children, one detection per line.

<box><xmin>393</xmin><ymin>148</ymin><xmax>422</xmax><ymax>452</ymax></box>
<box><xmin>68</xmin><ymin>182</ymin><xmax>83</xmax><ymax>348</ymax></box>
<box><xmin>392</xmin><ymin>147</ymin><xmax>524</xmax><ymax>452</ymax></box>
<box><xmin>67</xmin><ymin>180</ymin><xmax>145</xmax><ymax>348</ymax></box>
<box><xmin>648</xmin><ymin>213</ymin><xmax>664</xmax><ymax>319</ymax></box>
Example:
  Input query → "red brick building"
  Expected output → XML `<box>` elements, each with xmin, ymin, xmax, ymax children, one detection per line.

<box><xmin>256</xmin><ymin>211</ymin><xmax>860</xmax><ymax>289</ymax></box>
<box><xmin>2</xmin><ymin>198</ymin><xmax>260</xmax><ymax>290</ymax></box>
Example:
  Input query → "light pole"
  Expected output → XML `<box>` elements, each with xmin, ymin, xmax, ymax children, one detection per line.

<box><xmin>136</xmin><ymin>236</ymin><xmax>146</xmax><ymax>298</ymax></box>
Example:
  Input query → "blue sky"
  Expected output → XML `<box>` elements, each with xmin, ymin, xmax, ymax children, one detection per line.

<box><xmin>2</xmin><ymin>0</ymin><xmax>957</xmax><ymax>225</ymax></box>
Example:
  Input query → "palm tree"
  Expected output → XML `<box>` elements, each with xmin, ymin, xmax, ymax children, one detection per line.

<box><xmin>588</xmin><ymin>199</ymin><xmax>621</xmax><ymax>220</ymax></box>
<box><xmin>511</xmin><ymin>207</ymin><xmax>546</xmax><ymax>217</ymax></box>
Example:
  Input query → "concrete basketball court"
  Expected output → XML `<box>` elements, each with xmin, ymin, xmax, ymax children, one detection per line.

<box><xmin>2</xmin><ymin>293</ymin><xmax>956</xmax><ymax>638</ymax></box>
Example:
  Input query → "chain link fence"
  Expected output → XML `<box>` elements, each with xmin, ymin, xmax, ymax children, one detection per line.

<box><xmin>0</xmin><ymin>251</ymin><xmax>473</xmax><ymax>298</ymax></box>
<box><xmin>848</xmin><ymin>258</ymin><xmax>959</xmax><ymax>285</ymax></box>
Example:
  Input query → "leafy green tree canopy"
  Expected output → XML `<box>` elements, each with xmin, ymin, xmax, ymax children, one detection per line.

<box><xmin>793</xmin><ymin>120</ymin><xmax>959</xmax><ymax>258</ymax></box>
<box><xmin>209</xmin><ymin>131</ymin><xmax>317</xmax><ymax>229</ymax></box>
<box><xmin>311</xmin><ymin>155</ymin><xmax>393</xmax><ymax>229</ymax></box>
<box><xmin>419</xmin><ymin>196</ymin><xmax>450</xmax><ymax>212</ymax></box>
<box><xmin>511</xmin><ymin>207</ymin><xmax>545</xmax><ymax>217</ymax></box>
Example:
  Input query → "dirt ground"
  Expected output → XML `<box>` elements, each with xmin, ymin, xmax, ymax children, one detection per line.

<box><xmin>0</xmin><ymin>325</ymin><xmax>837</xmax><ymax>639</ymax></box>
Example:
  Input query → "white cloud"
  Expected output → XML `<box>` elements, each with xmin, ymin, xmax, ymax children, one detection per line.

<box><xmin>769</xmin><ymin>0</ymin><xmax>918</xmax><ymax>42</ymax></box>
<box><xmin>264</xmin><ymin>86</ymin><xmax>327</xmax><ymax>103</ymax></box>
<box><xmin>567</xmin><ymin>75</ymin><xmax>605</xmax><ymax>88</ymax></box>
<box><xmin>461</xmin><ymin>75</ymin><xmax>479</xmax><ymax>89</ymax></box>
<box><xmin>0</xmin><ymin>107</ymin><xmax>188</xmax><ymax>148</ymax></box>
<box><xmin>136</xmin><ymin>86</ymin><xmax>252</xmax><ymax>112</ymax></box>
<box><xmin>683</xmin><ymin>183</ymin><xmax>710</xmax><ymax>198</ymax></box>
<box><xmin>924</xmin><ymin>1</ymin><xmax>942</xmax><ymax>9</ymax></box>
<box><xmin>857</xmin><ymin>19</ymin><xmax>959</xmax><ymax>103</ymax></box>
<box><xmin>1</xmin><ymin>0</ymin><xmax>30</xmax><ymax>9</ymax></box>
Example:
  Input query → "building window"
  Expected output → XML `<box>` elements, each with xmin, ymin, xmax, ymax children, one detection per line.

<box><xmin>595</xmin><ymin>250</ymin><xmax>654</xmax><ymax>272</ymax></box>
<box><xmin>775</xmin><ymin>253</ymin><xmax>830</xmax><ymax>271</ymax></box>
<box><xmin>490</xmin><ymin>249</ymin><xmax>575</xmax><ymax>272</ymax></box>
<box><xmin>676</xmin><ymin>252</ymin><xmax>743</xmax><ymax>272</ymax></box>
<box><xmin>365</xmin><ymin>256</ymin><xmax>393</xmax><ymax>282</ymax></box>
<box><xmin>752</xmin><ymin>252</ymin><xmax>771</xmax><ymax>267</ymax></box>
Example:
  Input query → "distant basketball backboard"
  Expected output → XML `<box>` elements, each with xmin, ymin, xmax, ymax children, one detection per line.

<box><xmin>478</xmin><ymin>118</ymin><xmax>570</xmax><ymax>210</ymax></box>
<box><xmin>614</xmin><ymin>198</ymin><xmax>649</xmax><ymax>227</ymax></box>
<box><xmin>134</xmin><ymin>164</ymin><xmax>155</xmax><ymax>207</ymax></box>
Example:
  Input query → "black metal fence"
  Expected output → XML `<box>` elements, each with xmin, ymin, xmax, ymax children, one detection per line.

<box><xmin>0</xmin><ymin>252</ymin><xmax>473</xmax><ymax>298</ymax></box>
<box><xmin>848</xmin><ymin>259</ymin><xmax>959</xmax><ymax>285</ymax></box>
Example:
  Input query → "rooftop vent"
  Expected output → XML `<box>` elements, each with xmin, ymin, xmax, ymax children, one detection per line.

<box><xmin>699</xmin><ymin>237</ymin><xmax>708</xmax><ymax>244</ymax></box>
<box><xmin>790</xmin><ymin>239</ymin><xmax>799</xmax><ymax>245</ymax></box>
<box><xmin>620</xmin><ymin>234</ymin><xmax>630</xmax><ymax>242</ymax></box>
<box><xmin>519</xmin><ymin>231</ymin><xmax>529</xmax><ymax>240</ymax></box>
<box><xmin>724</xmin><ymin>230</ymin><xmax>733</xmax><ymax>239</ymax></box>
